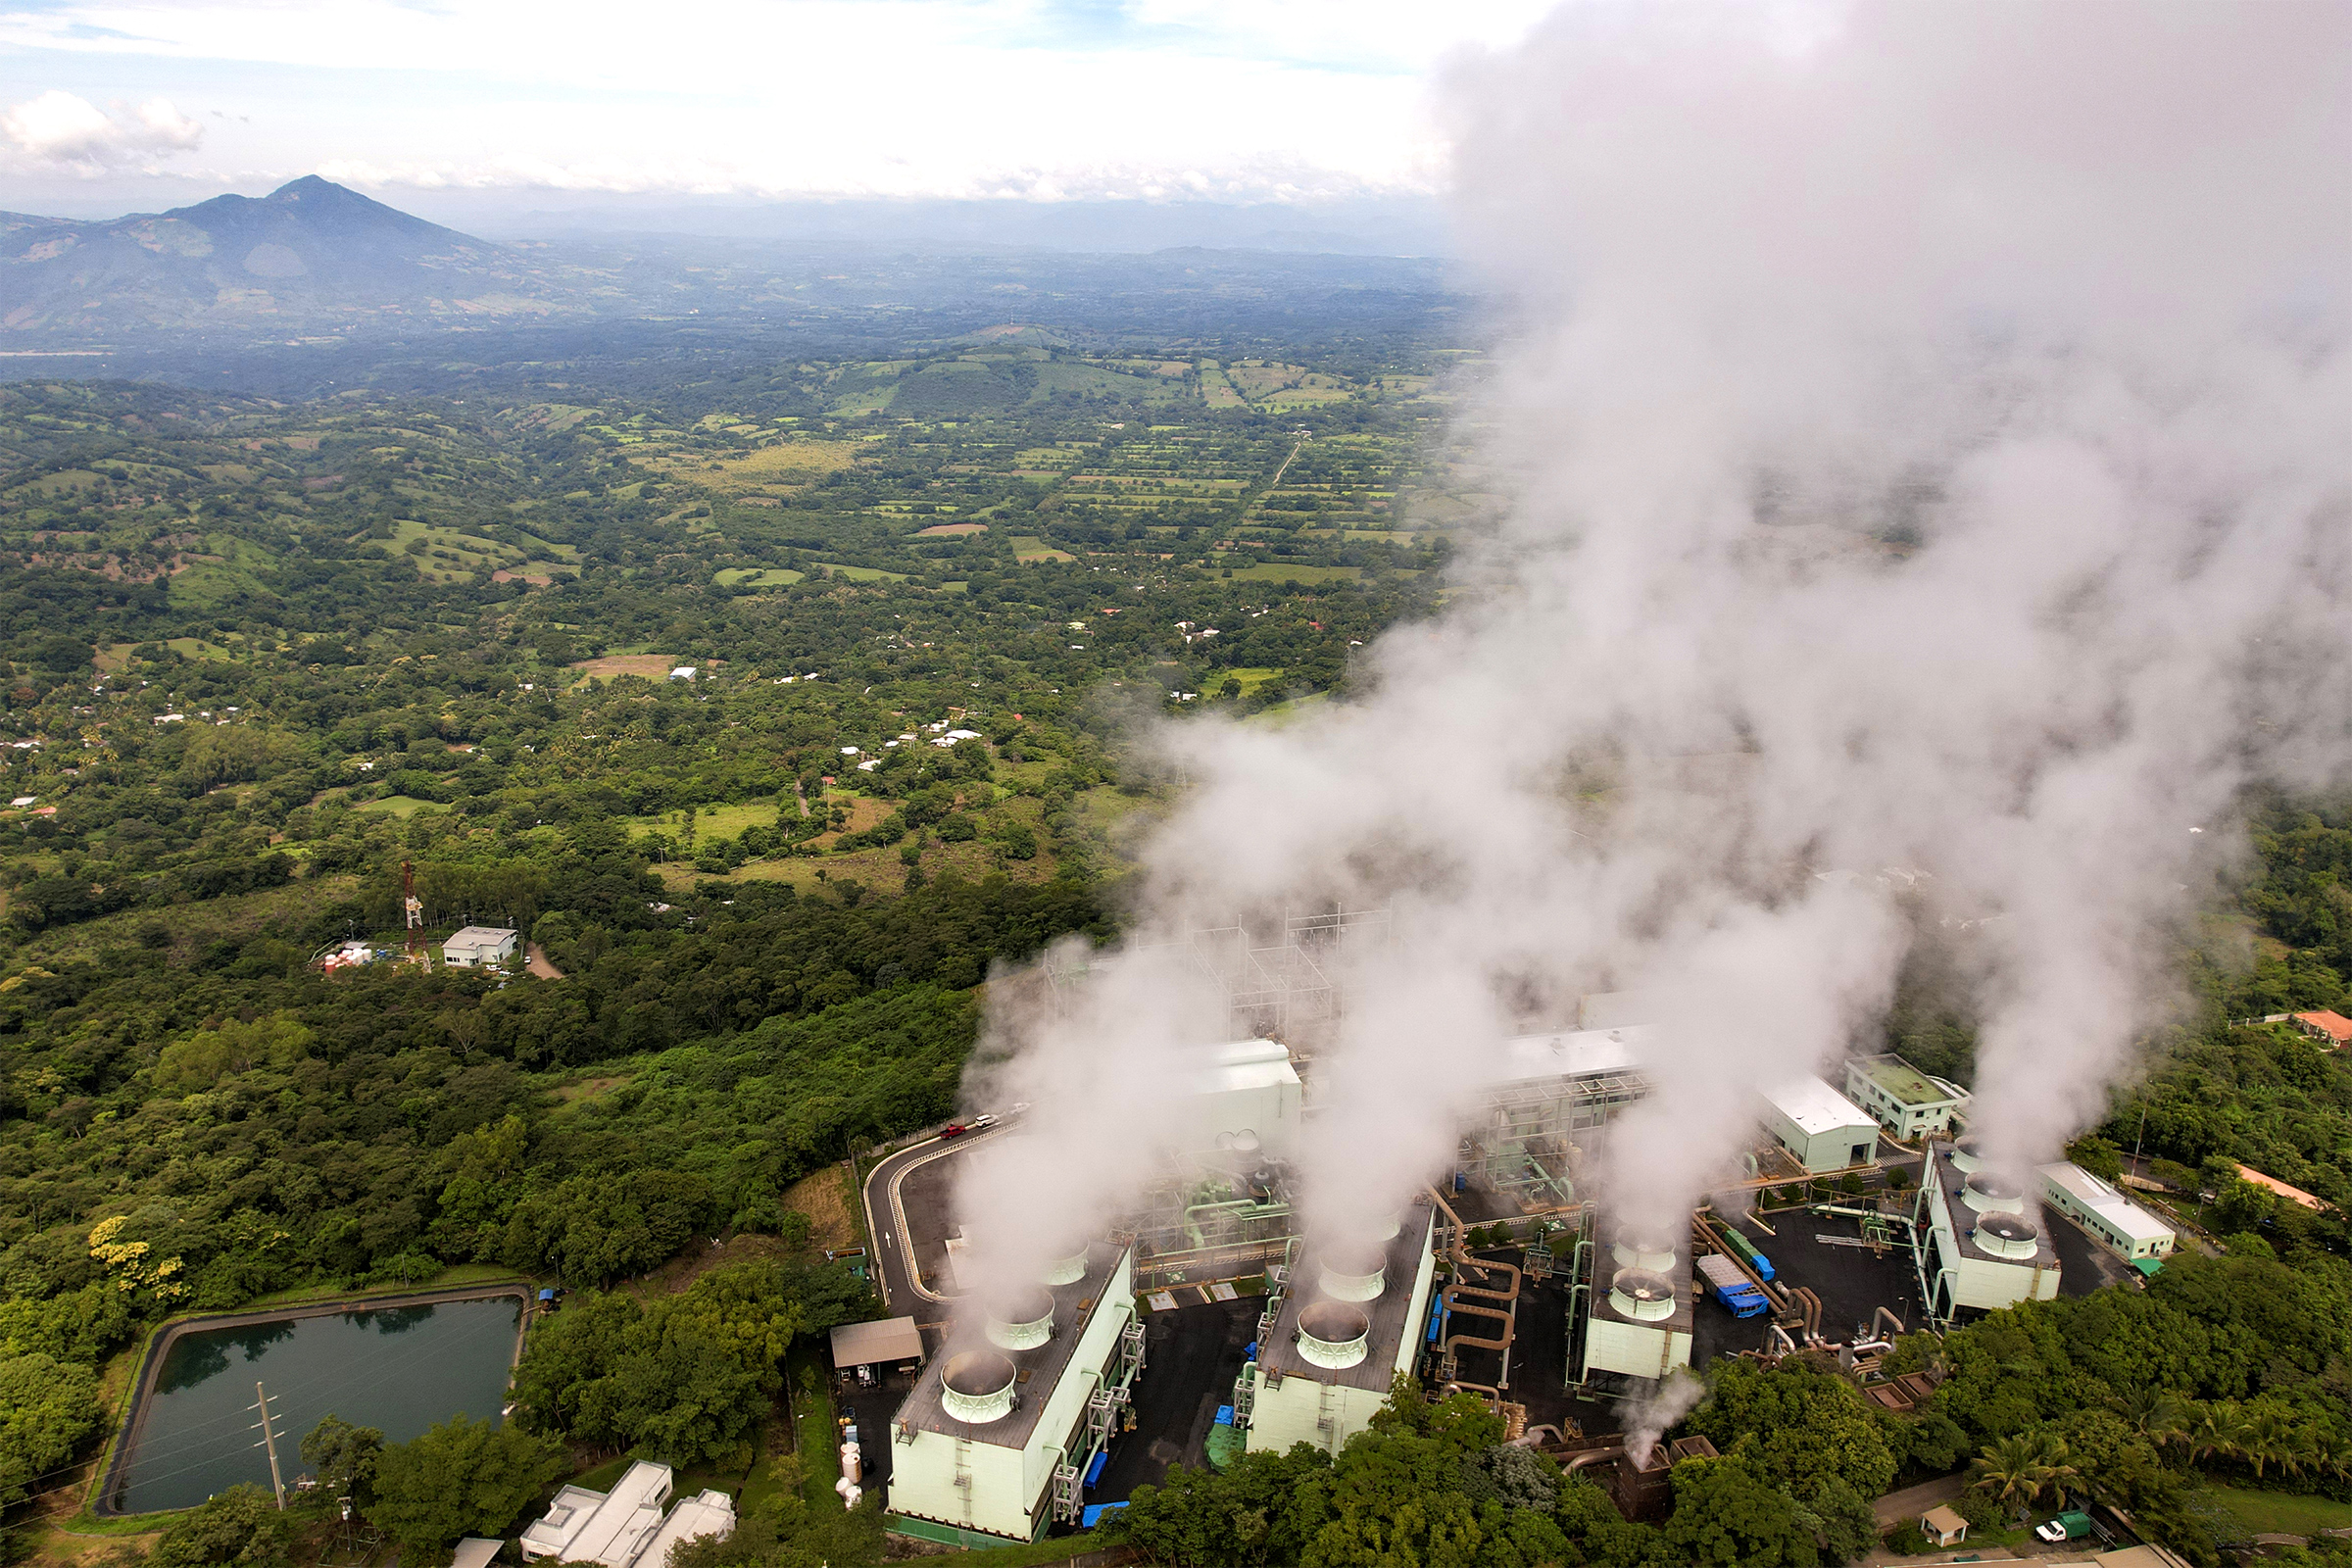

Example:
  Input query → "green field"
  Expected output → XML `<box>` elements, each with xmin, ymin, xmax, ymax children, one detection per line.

<box><xmin>2199</xmin><ymin>1487</ymin><xmax>2352</xmax><ymax>1540</ymax></box>
<box><xmin>713</xmin><ymin>566</ymin><xmax>808</xmax><ymax>587</ymax></box>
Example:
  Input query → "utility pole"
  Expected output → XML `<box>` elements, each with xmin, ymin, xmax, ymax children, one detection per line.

<box><xmin>250</xmin><ymin>1382</ymin><xmax>286</xmax><ymax>1509</ymax></box>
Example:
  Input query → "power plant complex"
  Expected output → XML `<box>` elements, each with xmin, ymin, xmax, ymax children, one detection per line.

<box><xmin>855</xmin><ymin>922</ymin><xmax>2180</xmax><ymax>1545</ymax></box>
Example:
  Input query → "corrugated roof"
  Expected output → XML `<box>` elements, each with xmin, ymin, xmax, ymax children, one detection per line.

<box><xmin>1494</xmin><ymin>1027</ymin><xmax>1646</xmax><ymax>1085</ymax></box>
<box><xmin>1760</xmin><ymin>1075</ymin><xmax>1876</xmax><ymax>1136</ymax></box>
<box><xmin>2037</xmin><ymin>1161</ymin><xmax>2174</xmax><ymax>1244</ymax></box>
<box><xmin>831</xmin><ymin>1316</ymin><xmax>924</xmax><ymax>1367</ymax></box>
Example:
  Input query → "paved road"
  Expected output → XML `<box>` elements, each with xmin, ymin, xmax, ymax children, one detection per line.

<box><xmin>1875</xmin><ymin>1472</ymin><xmax>1966</xmax><ymax>1528</ymax></box>
<box><xmin>859</xmin><ymin>1125</ymin><xmax>1008</xmax><ymax>1326</ymax></box>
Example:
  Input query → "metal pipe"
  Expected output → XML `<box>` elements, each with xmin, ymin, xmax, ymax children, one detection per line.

<box><xmin>1871</xmin><ymin>1305</ymin><xmax>1908</xmax><ymax>1341</ymax></box>
<box><xmin>1766</xmin><ymin>1323</ymin><xmax>1797</xmax><ymax>1355</ymax></box>
<box><xmin>1566</xmin><ymin>1446</ymin><xmax>1626</xmax><ymax>1474</ymax></box>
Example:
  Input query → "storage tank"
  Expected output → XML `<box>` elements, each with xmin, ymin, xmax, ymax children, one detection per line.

<box><xmin>1041</xmin><ymin>1248</ymin><xmax>1090</xmax><ymax>1287</ymax></box>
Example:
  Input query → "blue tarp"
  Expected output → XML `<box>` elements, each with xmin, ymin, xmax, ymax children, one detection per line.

<box><xmin>1082</xmin><ymin>1501</ymin><xmax>1130</xmax><ymax>1528</ymax></box>
<box><xmin>1085</xmin><ymin>1450</ymin><xmax>1109</xmax><ymax>1488</ymax></box>
<box><xmin>1214</xmin><ymin>1405</ymin><xmax>1234</xmax><ymax>1426</ymax></box>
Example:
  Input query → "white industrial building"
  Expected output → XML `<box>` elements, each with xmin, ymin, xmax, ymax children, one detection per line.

<box><xmin>1759</xmin><ymin>1076</ymin><xmax>1881</xmax><ymax>1173</ymax></box>
<box><xmin>2037</xmin><ymin>1161</ymin><xmax>2176</xmax><ymax>1265</ymax></box>
<box><xmin>519</xmin><ymin>1460</ymin><xmax>735</xmax><ymax>1565</ymax></box>
<box><xmin>441</xmin><ymin>925</ymin><xmax>519</xmax><ymax>967</ymax></box>
<box><xmin>1238</xmin><ymin>1207</ymin><xmax>1440</xmax><ymax>1455</ymax></box>
<box><xmin>1580</xmin><ymin>1223</ymin><xmax>1695</xmax><ymax>1385</ymax></box>
<box><xmin>1916</xmin><ymin>1137</ymin><xmax>2062</xmax><ymax>1321</ymax></box>
<box><xmin>888</xmin><ymin>1241</ymin><xmax>1145</xmax><ymax>1544</ymax></box>
<box><xmin>1173</xmin><ymin>1038</ymin><xmax>1304</xmax><ymax>1158</ymax></box>
<box><xmin>1844</xmin><ymin>1054</ymin><xmax>1971</xmax><ymax>1138</ymax></box>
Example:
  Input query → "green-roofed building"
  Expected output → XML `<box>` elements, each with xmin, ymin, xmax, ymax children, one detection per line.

<box><xmin>1843</xmin><ymin>1054</ymin><xmax>1971</xmax><ymax>1139</ymax></box>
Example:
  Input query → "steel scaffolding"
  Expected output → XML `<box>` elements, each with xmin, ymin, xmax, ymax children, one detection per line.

<box><xmin>1046</xmin><ymin>907</ymin><xmax>1390</xmax><ymax>1047</ymax></box>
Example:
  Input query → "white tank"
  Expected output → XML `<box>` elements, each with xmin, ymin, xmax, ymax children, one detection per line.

<box><xmin>982</xmin><ymin>1288</ymin><xmax>1055</xmax><ymax>1351</ymax></box>
<box><xmin>1296</xmin><ymin>1301</ymin><xmax>1371</xmax><ymax>1370</ymax></box>
<box><xmin>1974</xmin><ymin>1210</ymin><xmax>2043</xmax><ymax>1260</ymax></box>
<box><xmin>1042</xmin><ymin>1248</ymin><xmax>1089</xmax><ymax>1286</ymax></box>
<box><xmin>940</xmin><ymin>1350</ymin><xmax>1018</xmax><ymax>1425</ymax></box>
<box><xmin>1608</xmin><ymin>1268</ymin><xmax>1677</xmax><ymax>1322</ymax></box>
<box><xmin>1318</xmin><ymin>1244</ymin><xmax>1387</xmax><ymax>1303</ymax></box>
<box><xmin>1961</xmin><ymin>1172</ymin><xmax>2028</xmax><ymax>1216</ymax></box>
<box><xmin>1613</xmin><ymin>1234</ymin><xmax>1679</xmax><ymax>1272</ymax></box>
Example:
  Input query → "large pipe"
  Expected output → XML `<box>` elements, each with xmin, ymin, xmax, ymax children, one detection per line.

<box><xmin>1871</xmin><ymin>1305</ymin><xmax>1908</xmax><ymax>1341</ymax></box>
<box><xmin>1566</xmin><ymin>1446</ymin><xmax>1626</xmax><ymax>1474</ymax></box>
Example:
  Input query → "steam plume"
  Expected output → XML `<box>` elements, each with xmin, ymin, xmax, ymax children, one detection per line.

<box><xmin>956</xmin><ymin>2</ymin><xmax>2349</xmax><ymax>1280</ymax></box>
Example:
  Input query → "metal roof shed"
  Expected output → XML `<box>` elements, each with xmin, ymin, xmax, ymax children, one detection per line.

<box><xmin>1758</xmin><ymin>1075</ymin><xmax>1880</xmax><ymax>1173</ymax></box>
<box><xmin>831</xmin><ymin>1316</ymin><xmax>925</xmax><ymax>1368</ymax></box>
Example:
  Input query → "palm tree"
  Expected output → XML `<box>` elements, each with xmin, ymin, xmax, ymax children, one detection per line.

<box><xmin>2186</xmin><ymin>1400</ymin><xmax>2244</xmax><ymax>1467</ymax></box>
<box><xmin>1969</xmin><ymin>1432</ymin><xmax>2080</xmax><ymax>1519</ymax></box>
<box><xmin>2236</xmin><ymin>1405</ymin><xmax>2309</xmax><ymax>1482</ymax></box>
<box><xmin>2112</xmin><ymin>1387</ymin><xmax>2192</xmax><ymax>1453</ymax></box>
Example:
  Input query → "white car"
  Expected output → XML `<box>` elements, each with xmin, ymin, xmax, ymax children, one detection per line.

<box><xmin>970</xmin><ymin>1113</ymin><xmax>999</xmax><ymax>1130</ymax></box>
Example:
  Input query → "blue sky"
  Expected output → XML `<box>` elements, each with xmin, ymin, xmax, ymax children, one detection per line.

<box><xmin>0</xmin><ymin>0</ymin><xmax>1555</xmax><ymax>215</ymax></box>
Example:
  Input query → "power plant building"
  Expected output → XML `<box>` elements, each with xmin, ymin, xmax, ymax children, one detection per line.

<box><xmin>1579</xmin><ymin>1224</ymin><xmax>1695</xmax><ymax>1385</ymax></box>
<box><xmin>888</xmin><ymin>1242</ymin><xmax>1146</xmax><ymax>1543</ymax></box>
<box><xmin>2036</xmin><ymin>1161</ymin><xmax>2176</xmax><ymax>1264</ymax></box>
<box><xmin>1174</xmin><ymin>1038</ymin><xmax>1304</xmax><ymax>1158</ymax></box>
<box><xmin>1238</xmin><ymin>1208</ymin><xmax>1440</xmax><ymax>1455</ymax></box>
<box><xmin>1461</xmin><ymin>1028</ymin><xmax>1650</xmax><ymax>1206</ymax></box>
<box><xmin>1917</xmin><ymin>1137</ymin><xmax>2061</xmax><ymax>1320</ymax></box>
<box><xmin>1844</xmin><ymin>1054</ymin><xmax>1971</xmax><ymax>1138</ymax></box>
<box><xmin>1758</xmin><ymin>1076</ymin><xmax>1881</xmax><ymax>1173</ymax></box>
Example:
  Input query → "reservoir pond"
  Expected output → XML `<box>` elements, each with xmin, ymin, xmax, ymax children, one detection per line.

<box><xmin>114</xmin><ymin>1295</ymin><xmax>523</xmax><ymax>1513</ymax></box>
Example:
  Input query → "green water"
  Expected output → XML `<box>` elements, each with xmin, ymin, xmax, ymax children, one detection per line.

<box><xmin>114</xmin><ymin>1296</ymin><xmax>522</xmax><ymax>1513</ymax></box>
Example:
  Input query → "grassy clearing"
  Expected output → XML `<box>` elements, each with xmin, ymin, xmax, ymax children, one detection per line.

<box><xmin>164</xmin><ymin>636</ymin><xmax>237</xmax><ymax>662</ymax></box>
<box><xmin>670</xmin><ymin>438</ymin><xmax>861</xmax><ymax>494</ymax></box>
<box><xmin>1008</xmin><ymin>535</ymin><xmax>1076</xmax><ymax>563</ymax></box>
<box><xmin>783</xmin><ymin>1168</ymin><xmax>858</xmax><ymax>1252</ymax></box>
<box><xmin>627</xmin><ymin>801</ymin><xmax>780</xmax><ymax>842</ymax></box>
<box><xmin>714</xmin><ymin>566</ymin><xmax>808</xmax><ymax>587</ymax></box>
<box><xmin>2200</xmin><ymin>1487</ymin><xmax>2352</xmax><ymax>1539</ymax></box>
<box><xmin>1226</xmin><ymin>562</ymin><xmax>1364</xmax><ymax>583</ymax></box>
<box><xmin>354</xmin><ymin>794</ymin><xmax>441</xmax><ymax>817</ymax></box>
<box><xmin>812</xmin><ymin>562</ymin><xmax>907</xmax><ymax>583</ymax></box>
<box><xmin>568</xmin><ymin>654</ymin><xmax>680</xmax><ymax>679</ymax></box>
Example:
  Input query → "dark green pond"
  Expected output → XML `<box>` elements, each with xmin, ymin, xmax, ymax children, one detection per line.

<box><xmin>114</xmin><ymin>1296</ymin><xmax>523</xmax><ymax>1513</ymax></box>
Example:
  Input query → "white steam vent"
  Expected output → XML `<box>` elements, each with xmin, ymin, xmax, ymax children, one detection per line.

<box><xmin>1949</xmin><ymin>1137</ymin><xmax>1987</xmax><ymax>1174</ymax></box>
<box><xmin>1961</xmin><ymin>1172</ymin><xmax>2028</xmax><ymax>1216</ymax></box>
<box><xmin>1612</xmin><ymin>1234</ymin><xmax>1679</xmax><ymax>1273</ymax></box>
<box><xmin>1041</xmin><ymin>1248</ymin><xmax>1089</xmax><ymax>1287</ymax></box>
<box><xmin>982</xmin><ymin>1288</ymin><xmax>1055</xmax><ymax>1351</ymax></box>
<box><xmin>1318</xmin><ymin>1244</ymin><xmax>1387</xmax><ymax>1303</ymax></box>
<box><xmin>1609</xmin><ymin>1269</ymin><xmax>1677</xmax><ymax>1322</ymax></box>
<box><xmin>1295</xmin><ymin>1300</ymin><xmax>1371</xmax><ymax>1369</ymax></box>
<box><xmin>941</xmin><ymin>1350</ymin><xmax>1018</xmax><ymax>1425</ymax></box>
<box><xmin>1975</xmin><ymin>1210</ymin><xmax>2043</xmax><ymax>1260</ymax></box>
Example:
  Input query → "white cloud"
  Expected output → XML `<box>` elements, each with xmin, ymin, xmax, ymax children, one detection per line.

<box><xmin>1</xmin><ymin>89</ymin><xmax>202</xmax><ymax>172</ymax></box>
<box><xmin>0</xmin><ymin>0</ymin><xmax>1546</xmax><ymax>199</ymax></box>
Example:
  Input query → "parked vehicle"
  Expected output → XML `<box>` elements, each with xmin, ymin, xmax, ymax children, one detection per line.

<box><xmin>1720</xmin><ymin>1227</ymin><xmax>1777</xmax><ymax>1282</ymax></box>
<box><xmin>2035</xmin><ymin>1511</ymin><xmax>2094</xmax><ymax>1544</ymax></box>
<box><xmin>1696</xmin><ymin>1253</ymin><xmax>1771</xmax><ymax>1318</ymax></box>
